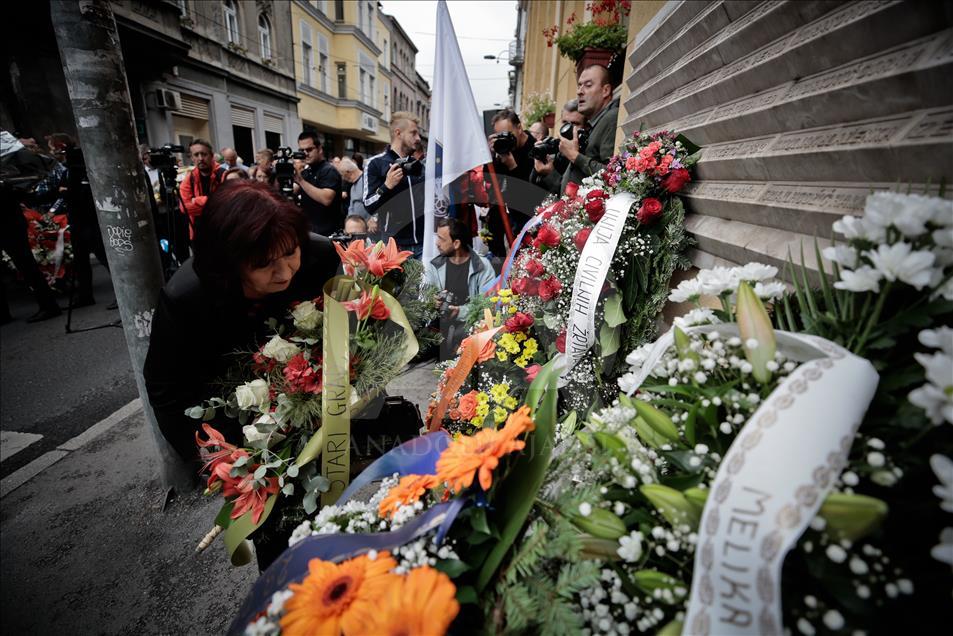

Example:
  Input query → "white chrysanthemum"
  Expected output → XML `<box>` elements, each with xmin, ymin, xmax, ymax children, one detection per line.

<box><xmin>933</xmin><ymin>227</ymin><xmax>953</xmax><ymax>248</ymax></box>
<box><xmin>930</xmin><ymin>454</ymin><xmax>953</xmax><ymax>513</ymax></box>
<box><xmin>834</xmin><ymin>266</ymin><xmax>882</xmax><ymax>293</ymax></box>
<box><xmin>932</xmin><ymin>527</ymin><xmax>953</xmax><ymax>566</ymax></box>
<box><xmin>919</xmin><ymin>326</ymin><xmax>953</xmax><ymax>356</ymax></box>
<box><xmin>695</xmin><ymin>266</ymin><xmax>739</xmax><ymax>297</ymax></box>
<box><xmin>668</xmin><ymin>277</ymin><xmax>705</xmax><ymax>303</ymax></box>
<box><xmin>624</xmin><ymin>342</ymin><xmax>654</xmax><ymax>369</ymax></box>
<box><xmin>673</xmin><ymin>308</ymin><xmax>721</xmax><ymax>329</ymax></box>
<box><xmin>822</xmin><ymin>245</ymin><xmax>859</xmax><ymax>269</ymax></box>
<box><xmin>261</xmin><ymin>335</ymin><xmax>300</xmax><ymax>362</ymax></box>
<box><xmin>864</xmin><ymin>242</ymin><xmax>935</xmax><ymax>290</ymax></box>
<box><xmin>910</xmin><ymin>382</ymin><xmax>953</xmax><ymax>425</ymax></box>
<box><xmin>865</xmin><ymin>192</ymin><xmax>936</xmax><ymax>238</ymax></box>
<box><xmin>736</xmin><ymin>262</ymin><xmax>778</xmax><ymax>282</ymax></box>
<box><xmin>754</xmin><ymin>280</ymin><xmax>786</xmax><ymax>300</ymax></box>
<box><xmin>833</xmin><ymin>214</ymin><xmax>885</xmax><ymax>243</ymax></box>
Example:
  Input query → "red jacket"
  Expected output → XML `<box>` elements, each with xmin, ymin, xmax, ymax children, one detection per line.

<box><xmin>179</xmin><ymin>162</ymin><xmax>226</xmax><ymax>235</ymax></box>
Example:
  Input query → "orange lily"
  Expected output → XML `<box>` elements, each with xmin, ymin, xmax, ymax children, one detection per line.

<box><xmin>223</xmin><ymin>469</ymin><xmax>279</xmax><ymax>524</ymax></box>
<box><xmin>343</xmin><ymin>289</ymin><xmax>390</xmax><ymax>321</ymax></box>
<box><xmin>334</xmin><ymin>239</ymin><xmax>372</xmax><ymax>276</ymax></box>
<box><xmin>366</xmin><ymin>238</ymin><xmax>412</xmax><ymax>278</ymax></box>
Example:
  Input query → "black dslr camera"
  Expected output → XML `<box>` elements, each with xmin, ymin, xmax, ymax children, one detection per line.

<box><xmin>273</xmin><ymin>146</ymin><xmax>307</xmax><ymax>198</ymax></box>
<box><xmin>328</xmin><ymin>231</ymin><xmax>368</xmax><ymax>245</ymax></box>
<box><xmin>393</xmin><ymin>155</ymin><xmax>423</xmax><ymax>177</ymax></box>
<box><xmin>491</xmin><ymin>131</ymin><xmax>517</xmax><ymax>155</ymax></box>
<box><xmin>530</xmin><ymin>136</ymin><xmax>560</xmax><ymax>161</ymax></box>
<box><xmin>560</xmin><ymin>121</ymin><xmax>590</xmax><ymax>154</ymax></box>
<box><xmin>148</xmin><ymin>144</ymin><xmax>185</xmax><ymax>185</ymax></box>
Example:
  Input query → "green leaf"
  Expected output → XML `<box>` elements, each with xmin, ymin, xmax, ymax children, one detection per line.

<box><xmin>476</xmin><ymin>359</ymin><xmax>558</xmax><ymax>592</ymax></box>
<box><xmin>253</xmin><ymin>465</ymin><xmax>267</xmax><ymax>480</ymax></box>
<box><xmin>599</xmin><ymin>323</ymin><xmax>621</xmax><ymax>358</ymax></box>
<box><xmin>604</xmin><ymin>293</ymin><xmax>626</xmax><ymax>328</ymax></box>
<box><xmin>455</xmin><ymin>585</ymin><xmax>478</xmax><ymax>605</ymax></box>
<box><xmin>631</xmin><ymin>398</ymin><xmax>680</xmax><ymax>445</ymax></box>
<box><xmin>281</xmin><ymin>483</ymin><xmax>294</xmax><ymax>496</ymax></box>
<box><xmin>223</xmin><ymin>495</ymin><xmax>277</xmax><ymax>566</ymax></box>
<box><xmin>434</xmin><ymin>558</ymin><xmax>469</xmax><ymax>578</ymax></box>
<box><xmin>286</xmin><ymin>464</ymin><xmax>299</xmax><ymax>478</ymax></box>
<box><xmin>185</xmin><ymin>406</ymin><xmax>206</xmax><ymax>420</ymax></box>
<box><xmin>470</xmin><ymin>507</ymin><xmax>491</xmax><ymax>535</ymax></box>
<box><xmin>213</xmin><ymin>502</ymin><xmax>235</xmax><ymax>529</ymax></box>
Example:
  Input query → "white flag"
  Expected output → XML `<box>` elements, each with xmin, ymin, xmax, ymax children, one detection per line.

<box><xmin>422</xmin><ymin>0</ymin><xmax>492</xmax><ymax>264</ymax></box>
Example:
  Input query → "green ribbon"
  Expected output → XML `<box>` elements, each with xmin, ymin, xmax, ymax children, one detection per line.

<box><xmin>319</xmin><ymin>275</ymin><xmax>420</xmax><ymax>507</ymax></box>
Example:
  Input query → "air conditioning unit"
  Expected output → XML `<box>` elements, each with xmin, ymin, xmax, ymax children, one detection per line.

<box><xmin>155</xmin><ymin>89</ymin><xmax>183</xmax><ymax>111</ymax></box>
<box><xmin>361</xmin><ymin>113</ymin><xmax>377</xmax><ymax>132</ymax></box>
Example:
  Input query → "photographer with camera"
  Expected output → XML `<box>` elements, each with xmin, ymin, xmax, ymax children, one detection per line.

<box><xmin>294</xmin><ymin>131</ymin><xmax>344</xmax><ymax>237</ymax></box>
<box><xmin>484</xmin><ymin>109</ymin><xmax>535</xmax><ymax>256</ymax></box>
<box><xmin>530</xmin><ymin>99</ymin><xmax>587</xmax><ymax>196</ymax></box>
<box><xmin>558</xmin><ymin>65</ymin><xmax>620</xmax><ymax>193</ymax></box>
<box><xmin>424</xmin><ymin>217</ymin><xmax>496</xmax><ymax>360</ymax></box>
<box><xmin>179</xmin><ymin>138</ymin><xmax>226</xmax><ymax>239</ymax></box>
<box><xmin>362</xmin><ymin>111</ymin><xmax>425</xmax><ymax>258</ymax></box>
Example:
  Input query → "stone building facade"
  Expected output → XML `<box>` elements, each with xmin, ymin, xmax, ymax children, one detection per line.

<box><xmin>620</xmin><ymin>0</ymin><xmax>953</xmax><ymax>279</ymax></box>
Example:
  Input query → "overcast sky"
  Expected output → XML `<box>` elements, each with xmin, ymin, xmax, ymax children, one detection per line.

<box><xmin>379</xmin><ymin>0</ymin><xmax>518</xmax><ymax>114</ymax></box>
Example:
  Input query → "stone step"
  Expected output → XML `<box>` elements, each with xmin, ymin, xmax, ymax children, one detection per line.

<box><xmin>684</xmin><ymin>214</ymin><xmax>832</xmax><ymax>284</ymax></box>
<box><xmin>629</xmin><ymin>0</ymin><xmax>842</xmax><ymax>111</ymax></box>
<box><xmin>653</xmin><ymin>29</ymin><xmax>953</xmax><ymax>146</ymax></box>
<box><xmin>693</xmin><ymin>106</ymin><xmax>953</xmax><ymax>184</ymax></box>
<box><xmin>628</xmin><ymin>0</ymin><xmax>711</xmax><ymax>73</ymax></box>
<box><xmin>681</xmin><ymin>180</ymin><xmax>947</xmax><ymax>239</ymax></box>
<box><xmin>624</xmin><ymin>0</ymin><xmax>950</xmax><ymax>130</ymax></box>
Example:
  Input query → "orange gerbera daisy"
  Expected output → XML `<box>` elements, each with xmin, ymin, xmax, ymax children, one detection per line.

<box><xmin>378</xmin><ymin>474</ymin><xmax>438</xmax><ymax>519</ymax></box>
<box><xmin>280</xmin><ymin>552</ymin><xmax>398</xmax><ymax>636</ymax></box>
<box><xmin>499</xmin><ymin>405</ymin><xmax>535</xmax><ymax>441</ymax></box>
<box><xmin>356</xmin><ymin>566</ymin><xmax>460</xmax><ymax>636</ymax></box>
<box><xmin>435</xmin><ymin>427</ymin><xmax>525</xmax><ymax>493</ymax></box>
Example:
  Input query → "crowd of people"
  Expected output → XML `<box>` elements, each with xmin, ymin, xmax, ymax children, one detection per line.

<box><xmin>1</xmin><ymin>63</ymin><xmax>620</xmax><ymax>343</ymax></box>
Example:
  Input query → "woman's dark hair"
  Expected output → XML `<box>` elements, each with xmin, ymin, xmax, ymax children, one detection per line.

<box><xmin>223</xmin><ymin>167</ymin><xmax>250</xmax><ymax>180</ymax></box>
<box><xmin>192</xmin><ymin>180</ymin><xmax>309</xmax><ymax>292</ymax></box>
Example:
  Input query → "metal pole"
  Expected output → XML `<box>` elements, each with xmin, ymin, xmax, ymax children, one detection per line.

<box><xmin>50</xmin><ymin>0</ymin><xmax>193</xmax><ymax>492</ymax></box>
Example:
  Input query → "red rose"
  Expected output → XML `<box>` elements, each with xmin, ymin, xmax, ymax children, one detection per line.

<box><xmin>574</xmin><ymin>226</ymin><xmax>592</xmax><ymax>251</ymax></box>
<box><xmin>525</xmin><ymin>258</ymin><xmax>545</xmax><ymax>277</ymax></box>
<box><xmin>636</xmin><ymin>197</ymin><xmax>664</xmax><ymax>225</ymax></box>
<box><xmin>586</xmin><ymin>189</ymin><xmax>608</xmax><ymax>201</ymax></box>
<box><xmin>584</xmin><ymin>198</ymin><xmax>606</xmax><ymax>223</ymax></box>
<box><xmin>512</xmin><ymin>276</ymin><xmax>539</xmax><ymax>297</ymax></box>
<box><xmin>555</xmin><ymin>330</ymin><xmax>566</xmax><ymax>354</ymax></box>
<box><xmin>504</xmin><ymin>312</ymin><xmax>534</xmax><ymax>333</ymax></box>
<box><xmin>524</xmin><ymin>364</ymin><xmax>542</xmax><ymax>382</ymax></box>
<box><xmin>541</xmin><ymin>199</ymin><xmax>566</xmax><ymax>220</ymax></box>
<box><xmin>564</xmin><ymin>181</ymin><xmax>579</xmax><ymax>198</ymax></box>
<box><xmin>538</xmin><ymin>276</ymin><xmax>562</xmax><ymax>302</ymax></box>
<box><xmin>535</xmin><ymin>223</ymin><xmax>561</xmax><ymax>249</ymax></box>
<box><xmin>661</xmin><ymin>167</ymin><xmax>690</xmax><ymax>193</ymax></box>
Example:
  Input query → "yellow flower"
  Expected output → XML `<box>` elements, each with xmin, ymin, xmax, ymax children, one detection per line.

<box><xmin>514</xmin><ymin>332</ymin><xmax>527</xmax><ymax>343</ymax></box>
<box><xmin>499</xmin><ymin>289</ymin><xmax>512</xmax><ymax>297</ymax></box>
<box><xmin>514</xmin><ymin>355</ymin><xmax>529</xmax><ymax>368</ymax></box>
<box><xmin>490</xmin><ymin>296</ymin><xmax>499</xmax><ymax>303</ymax></box>
<box><xmin>490</xmin><ymin>382</ymin><xmax>510</xmax><ymax>404</ymax></box>
<box><xmin>523</xmin><ymin>338</ymin><xmax>538</xmax><ymax>355</ymax></box>
<box><xmin>496</xmin><ymin>350</ymin><xmax>508</xmax><ymax>362</ymax></box>
<box><xmin>504</xmin><ymin>396</ymin><xmax>518</xmax><ymax>409</ymax></box>
<box><xmin>508</xmin><ymin>306</ymin><xmax>518</xmax><ymax>314</ymax></box>
<box><xmin>500</xmin><ymin>296</ymin><xmax>510</xmax><ymax>304</ymax></box>
<box><xmin>493</xmin><ymin>406</ymin><xmax>508</xmax><ymax>424</ymax></box>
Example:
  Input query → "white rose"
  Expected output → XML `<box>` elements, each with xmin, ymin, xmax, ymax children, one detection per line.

<box><xmin>291</xmin><ymin>300</ymin><xmax>322</xmax><ymax>332</ymax></box>
<box><xmin>235</xmin><ymin>378</ymin><xmax>270</xmax><ymax>411</ymax></box>
<box><xmin>261</xmin><ymin>335</ymin><xmax>300</xmax><ymax>362</ymax></box>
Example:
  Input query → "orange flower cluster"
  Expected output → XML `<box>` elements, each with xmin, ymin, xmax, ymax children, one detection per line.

<box><xmin>280</xmin><ymin>553</ymin><xmax>458</xmax><ymax>636</ymax></box>
<box><xmin>375</xmin><ymin>406</ymin><xmax>537</xmax><ymax>520</ymax></box>
<box><xmin>378</xmin><ymin>474</ymin><xmax>439</xmax><ymax>519</ymax></box>
<box><xmin>435</xmin><ymin>406</ymin><xmax>535</xmax><ymax>493</ymax></box>
<box><xmin>332</xmin><ymin>237</ymin><xmax>412</xmax><ymax>279</ymax></box>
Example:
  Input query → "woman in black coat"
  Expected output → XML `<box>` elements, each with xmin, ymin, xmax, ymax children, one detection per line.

<box><xmin>144</xmin><ymin>180</ymin><xmax>338</xmax><ymax>463</ymax></box>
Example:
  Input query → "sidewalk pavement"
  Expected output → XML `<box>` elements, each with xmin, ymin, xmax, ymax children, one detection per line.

<box><xmin>0</xmin><ymin>363</ymin><xmax>438</xmax><ymax>634</ymax></box>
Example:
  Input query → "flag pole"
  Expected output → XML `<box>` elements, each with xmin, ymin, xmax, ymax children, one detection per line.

<box><xmin>485</xmin><ymin>162</ymin><xmax>514</xmax><ymax>247</ymax></box>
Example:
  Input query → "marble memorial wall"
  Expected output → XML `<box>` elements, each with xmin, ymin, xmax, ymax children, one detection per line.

<box><xmin>621</xmin><ymin>0</ymin><xmax>953</xmax><ymax>274</ymax></box>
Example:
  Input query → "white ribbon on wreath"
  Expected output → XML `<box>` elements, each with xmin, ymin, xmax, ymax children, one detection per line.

<box><xmin>626</xmin><ymin>324</ymin><xmax>879</xmax><ymax>635</ymax></box>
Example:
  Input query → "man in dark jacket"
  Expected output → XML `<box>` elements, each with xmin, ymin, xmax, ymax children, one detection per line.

<box><xmin>362</xmin><ymin>111</ymin><xmax>425</xmax><ymax>257</ymax></box>
<box><xmin>295</xmin><ymin>131</ymin><xmax>343</xmax><ymax>236</ymax></box>
<box><xmin>485</xmin><ymin>109</ymin><xmax>536</xmax><ymax>257</ymax></box>
<box><xmin>560</xmin><ymin>65</ymin><xmax>621</xmax><ymax>192</ymax></box>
